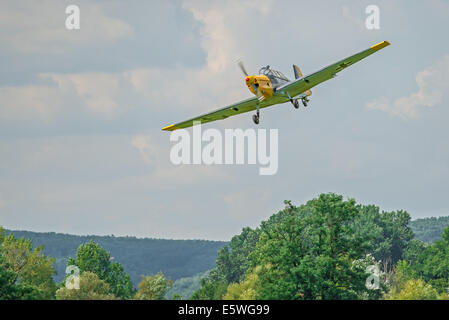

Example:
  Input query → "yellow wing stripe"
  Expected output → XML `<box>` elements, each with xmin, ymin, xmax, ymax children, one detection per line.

<box><xmin>162</xmin><ymin>124</ymin><xmax>177</xmax><ymax>131</ymax></box>
<box><xmin>371</xmin><ymin>40</ymin><xmax>390</xmax><ymax>51</ymax></box>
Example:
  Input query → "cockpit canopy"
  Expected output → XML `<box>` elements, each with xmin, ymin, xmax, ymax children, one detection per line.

<box><xmin>259</xmin><ymin>65</ymin><xmax>290</xmax><ymax>88</ymax></box>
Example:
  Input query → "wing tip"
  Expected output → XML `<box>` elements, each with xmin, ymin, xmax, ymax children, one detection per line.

<box><xmin>371</xmin><ymin>40</ymin><xmax>390</xmax><ymax>51</ymax></box>
<box><xmin>162</xmin><ymin>124</ymin><xmax>177</xmax><ymax>131</ymax></box>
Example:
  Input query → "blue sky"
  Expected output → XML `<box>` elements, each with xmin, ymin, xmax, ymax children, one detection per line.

<box><xmin>0</xmin><ymin>0</ymin><xmax>448</xmax><ymax>240</ymax></box>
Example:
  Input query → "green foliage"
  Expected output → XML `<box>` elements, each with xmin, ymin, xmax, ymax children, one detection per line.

<box><xmin>385</xmin><ymin>260</ymin><xmax>416</xmax><ymax>298</ymax></box>
<box><xmin>67</xmin><ymin>241</ymin><xmax>110</xmax><ymax>279</ymax></box>
<box><xmin>352</xmin><ymin>206</ymin><xmax>414</xmax><ymax>272</ymax></box>
<box><xmin>133</xmin><ymin>273</ymin><xmax>172</xmax><ymax>300</ymax></box>
<box><xmin>387</xmin><ymin>279</ymin><xmax>439</xmax><ymax>300</ymax></box>
<box><xmin>409</xmin><ymin>216</ymin><xmax>449</xmax><ymax>242</ymax></box>
<box><xmin>106</xmin><ymin>261</ymin><xmax>134</xmax><ymax>299</ymax></box>
<box><xmin>251</xmin><ymin>194</ymin><xmax>371</xmax><ymax>300</ymax></box>
<box><xmin>190</xmin><ymin>274</ymin><xmax>228</xmax><ymax>300</ymax></box>
<box><xmin>0</xmin><ymin>226</ymin><xmax>56</xmax><ymax>299</ymax></box>
<box><xmin>5</xmin><ymin>229</ymin><xmax>225</xmax><ymax>286</ymax></box>
<box><xmin>3</xmin><ymin>200</ymin><xmax>449</xmax><ymax>301</ymax></box>
<box><xmin>0</xmin><ymin>260</ymin><xmax>41</xmax><ymax>300</ymax></box>
<box><xmin>215</xmin><ymin>227</ymin><xmax>260</xmax><ymax>284</ymax></box>
<box><xmin>223</xmin><ymin>266</ymin><xmax>261</xmax><ymax>300</ymax></box>
<box><xmin>412</xmin><ymin>225</ymin><xmax>449</xmax><ymax>293</ymax></box>
<box><xmin>0</xmin><ymin>263</ymin><xmax>19</xmax><ymax>299</ymax></box>
<box><xmin>55</xmin><ymin>271</ymin><xmax>118</xmax><ymax>300</ymax></box>
<box><xmin>67</xmin><ymin>241</ymin><xmax>134</xmax><ymax>299</ymax></box>
<box><xmin>192</xmin><ymin>194</ymin><xmax>424</xmax><ymax>300</ymax></box>
<box><xmin>403</xmin><ymin>240</ymin><xmax>427</xmax><ymax>266</ymax></box>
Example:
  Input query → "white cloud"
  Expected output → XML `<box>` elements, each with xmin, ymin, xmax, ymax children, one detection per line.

<box><xmin>367</xmin><ymin>55</ymin><xmax>449</xmax><ymax>118</ymax></box>
<box><xmin>0</xmin><ymin>0</ymin><xmax>273</xmax><ymax>121</ymax></box>
<box><xmin>131</xmin><ymin>135</ymin><xmax>158</xmax><ymax>165</ymax></box>
<box><xmin>0</xmin><ymin>84</ymin><xmax>64</xmax><ymax>121</ymax></box>
<box><xmin>0</xmin><ymin>72</ymin><xmax>138</xmax><ymax>120</ymax></box>
<box><xmin>0</xmin><ymin>1</ymin><xmax>133</xmax><ymax>54</ymax></box>
<box><xmin>42</xmin><ymin>72</ymin><xmax>132</xmax><ymax>116</ymax></box>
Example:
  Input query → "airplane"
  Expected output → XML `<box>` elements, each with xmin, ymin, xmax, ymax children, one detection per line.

<box><xmin>162</xmin><ymin>41</ymin><xmax>390</xmax><ymax>131</ymax></box>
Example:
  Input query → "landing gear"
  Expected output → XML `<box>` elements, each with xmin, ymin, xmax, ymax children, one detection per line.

<box><xmin>252</xmin><ymin>113</ymin><xmax>259</xmax><ymax>124</ymax></box>
<box><xmin>302</xmin><ymin>97</ymin><xmax>309</xmax><ymax>107</ymax></box>
<box><xmin>291</xmin><ymin>99</ymin><xmax>300</xmax><ymax>109</ymax></box>
<box><xmin>253</xmin><ymin>103</ymin><xmax>260</xmax><ymax>125</ymax></box>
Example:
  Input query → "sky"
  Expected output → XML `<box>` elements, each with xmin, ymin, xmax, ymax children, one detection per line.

<box><xmin>0</xmin><ymin>0</ymin><xmax>448</xmax><ymax>240</ymax></box>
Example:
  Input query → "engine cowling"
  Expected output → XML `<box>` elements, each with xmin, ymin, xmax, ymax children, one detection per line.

<box><xmin>245</xmin><ymin>75</ymin><xmax>273</xmax><ymax>100</ymax></box>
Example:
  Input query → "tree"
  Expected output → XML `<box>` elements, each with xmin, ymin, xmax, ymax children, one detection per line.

<box><xmin>384</xmin><ymin>260</ymin><xmax>416</xmax><ymax>299</ymax></box>
<box><xmin>190</xmin><ymin>274</ymin><xmax>228</xmax><ymax>300</ymax></box>
<box><xmin>387</xmin><ymin>279</ymin><xmax>439</xmax><ymax>300</ymax></box>
<box><xmin>409</xmin><ymin>216</ymin><xmax>449</xmax><ymax>242</ymax></box>
<box><xmin>352</xmin><ymin>206</ymin><xmax>414</xmax><ymax>272</ymax></box>
<box><xmin>376</xmin><ymin>210</ymin><xmax>414</xmax><ymax>270</ymax></box>
<box><xmin>133</xmin><ymin>273</ymin><xmax>172</xmax><ymax>300</ymax></box>
<box><xmin>250</xmin><ymin>194</ymin><xmax>372</xmax><ymax>300</ymax></box>
<box><xmin>215</xmin><ymin>227</ymin><xmax>260</xmax><ymax>284</ymax></box>
<box><xmin>412</xmin><ymin>225</ymin><xmax>449</xmax><ymax>293</ymax></box>
<box><xmin>223</xmin><ymin>266</ymin><xmax>261</xmax><ymax>300</ymax></box>
<box><xmin>0</xmin><ymin>258</ymin><xmax>43</xmax><ymax>300</ymax></box>
<box><xmin>403</xmin><ymin>240</ymin><xmax>427</xmax><ymax>266</ymax></box>
<box><xmin>67</xmin><ymin>241</ymin><xmax>134</xmax><ymax>299</ymax></box>
<box><xmin>0</xmin><ymin>263</ymin><xmax>19</xmax><ymax>299</ymax></box>
<box><xmin>56</xmin><ymin>272</ymin><xmax>118</xmax><ymax>300</ymax></box>
<box><xmin>0</xmin><ymin>227</ymin><xmax>56</xmax><ymax>299</ymax></box>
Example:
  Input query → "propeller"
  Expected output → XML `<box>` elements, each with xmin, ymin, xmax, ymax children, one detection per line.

<box><xmin>237</xmin><ymin>59</ymin><xmax>264</xmax><ymax>101</ymax></box>
<box><xmin>237</xmin><ymin>60</ymin><xmax>249</xmax><ymax>77</ymax></box>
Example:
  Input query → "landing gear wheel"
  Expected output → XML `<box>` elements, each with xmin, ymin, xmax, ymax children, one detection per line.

<box><xmin>293</xmin><ymin>100</ymin><xmax>300</xmax><ymax>109</ymax></box>
<box><xmin>252</xmin><ymin>114</ymin><xmax>259</xmax><ymax>125</ymax></box>
<box><xmin>302</xmin><ymin>99</ymin><xmax>308</xmax><ymax>107</ymax></box>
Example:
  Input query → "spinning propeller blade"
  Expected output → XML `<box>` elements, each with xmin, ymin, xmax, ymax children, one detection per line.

<box><xmin>237</xmin><ymin>60</ymin><xmax>249</xmax><ymax>77</ymax></box>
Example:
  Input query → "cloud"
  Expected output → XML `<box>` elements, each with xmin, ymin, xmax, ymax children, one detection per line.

<box><xmin>0</xmin><ymin>71</ymin><xmax>139</xmax><ymax>120</ymax></box>
<box><xmin>0</xmin><ymin>0</ymin><xmax>273</xmax><ymax>122</ymax></box>
<box><xmin>131</xmin><ymin>135</ymin><xmax>158</xmax><ymax>165</ymax></box>
<box><xmin>0</xmin><ymin>1</ymin><xmax>133</xmax><ymax>54</ymax></box>
<box><xmin>130</xmin><ymin>134</ymin><xmax>232</xmax><ymax>186</ymax></box>
<box><xmin>0</xmin><ymin>83</ymin><xmax>64</xmax><ymax>121</ymax></box>
<box><xmin>366</xmin><ymin>55</ymin><xmax>449</xmax><ymax>118</ymax></box>
<box><xmin>0</xmin><ymin>1</ymin><xmax>447</xmax><ymax>241</ymax></box>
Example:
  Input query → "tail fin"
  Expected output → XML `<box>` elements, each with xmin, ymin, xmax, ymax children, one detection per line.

<box><xmin>293</xmin><ymin>64</ymin><xmax>304</xmax><ymax>79</ymax></box>
<box><xmin>293</xmin><ymin>65</ymin><xmax>312</xmax><ymax>96</ymax></box>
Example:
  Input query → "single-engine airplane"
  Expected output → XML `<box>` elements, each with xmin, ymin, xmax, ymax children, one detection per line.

<box><xmin>162</xmin><ymin>41</ymin><xmax>390</xmax><ymax>131</ymax></box>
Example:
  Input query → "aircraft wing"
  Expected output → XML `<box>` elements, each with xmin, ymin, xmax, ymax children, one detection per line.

<box><xmin>162</xmin><ymin>41</ymin><xmax>390</xmax><ymax>131</ymax></box>
<box><xmin>279</xmin><ymin>41</ymin><xmax>390</xmax><ymax>99</ymax></box>
<box><xmin>162</xmin><ymin>96</ymin><xmax>260</xmax><ymax>131</ymax></box>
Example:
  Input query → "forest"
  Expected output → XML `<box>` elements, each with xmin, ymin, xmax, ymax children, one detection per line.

<box><xmin>4</xmin><ymin>230</ymin><xmax>225</xmax><ymax>286</ymax></box>
<box><xmin>1</xmin><ymin>193</ymin><xmax>449</xmax><ymax>300</ymax></box>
